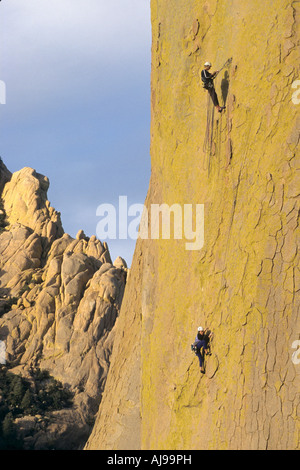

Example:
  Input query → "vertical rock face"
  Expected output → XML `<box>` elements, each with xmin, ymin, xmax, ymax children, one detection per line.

<box><xmin>86</xmin><ymin>0</ymin><xmax>299</xmax><ymax>450</ymax></box>
<box><xmin>0</xmin><ymin>165</ymin><xmax>128</xmax><ymax>449</ymax></box>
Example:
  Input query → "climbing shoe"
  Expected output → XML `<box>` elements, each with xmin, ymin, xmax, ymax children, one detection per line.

<box><xmin>218</xmin><ymin>106</ymin><xmax>226</xmax><ymax>113</ymax></box>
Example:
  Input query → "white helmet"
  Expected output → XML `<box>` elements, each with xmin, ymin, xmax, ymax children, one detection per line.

<box><xmin>198</xmin><ymin>326</ymin><xmax>204</xmax><ymax>331</ymax></box>
<box><xmin>204</xmin><ymin>61</ymin><xmax>212</xmax><ymax>67</ymax></box>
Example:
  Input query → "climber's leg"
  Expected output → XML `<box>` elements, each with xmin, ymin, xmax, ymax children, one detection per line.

<box><xmin>196</xmin><ymin>351</ymin><xmax>205</xmax><ymax>373</ymax></box>
<box><xmin>208</xmin><ymin>87</ymin><xmax>225</xmax><ymax>113</ymax></box>
<box><xmin>208</xmin><ymin>87</ymin><xmax>219</xmax><ymax>106</ymax></box>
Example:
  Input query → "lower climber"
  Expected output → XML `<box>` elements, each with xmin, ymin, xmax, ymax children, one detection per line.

<box><xmin>192</xmin><ymin>326</ymin><xmax>213</xmax><ymax>373</ymax></box>
<box><xmin>201</xmin><ymin>61</ymin><xmax>225</xmax><ymax>113</ymax></box>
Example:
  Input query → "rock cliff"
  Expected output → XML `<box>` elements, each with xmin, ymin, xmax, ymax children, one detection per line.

<box><xmin>86</xmin><ymin>0</ymin><xmax>299</xmax><ymax>450</ymax></box>
<box><xmin>0</xmin><ymin>161</ymin><xmax>128</xmax><ymax>449</ymax></box>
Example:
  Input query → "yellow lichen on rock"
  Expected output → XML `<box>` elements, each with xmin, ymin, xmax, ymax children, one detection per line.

<box><xmin>86</xmin><ymin>0</ymin><xmax>299</xmax><ymax>450</ymax></box>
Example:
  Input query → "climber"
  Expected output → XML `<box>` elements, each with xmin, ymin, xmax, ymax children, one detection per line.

<box><xmin>201</xmin><ymin>61</ymin><xmax>225</xmax><ymax>113</ymax></box>
<box><xmin>192</xmin><ymin>326</ymin><xmax>212</xmax><ymax>373</ymax></box>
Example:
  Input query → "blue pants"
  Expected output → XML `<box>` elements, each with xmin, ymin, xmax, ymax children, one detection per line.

<box><xmin>196</xmin><ymin>340</ymin><xmax>207</xmax><ymax>367</ymax></box>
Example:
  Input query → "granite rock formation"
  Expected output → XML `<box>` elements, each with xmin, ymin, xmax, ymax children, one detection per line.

<box><xmin>0</xmin><ymin>162</ymin><xmax>127</xmax><ymax>449</ymax></box>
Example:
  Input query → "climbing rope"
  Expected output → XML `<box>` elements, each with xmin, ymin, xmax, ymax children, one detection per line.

<box><xmin>202</xmin><ymin>58</ymin><xmax>233</xmax><ymax>175</ymax></box>
<box><xmin>219</xmin><ymin>103</ymin><xmax>260</xmax><ymax>292</ymax></box>
<box><xmin>203</xmin><ymin>91</ymin><xmax>215</xmax><ymax>173</ymax></box>
<box><xmin>215</xmin><ymin>57</ymin><xmax>233</xmax><ymax>78</ymax></box>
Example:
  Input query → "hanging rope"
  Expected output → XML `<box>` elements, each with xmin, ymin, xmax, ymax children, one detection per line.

<box><xmin>215</xmin><ymin>57</ymin><xmax>233</xmax><ymax>78</ymax></box>
<box><xmin>219</xmin><ymin>103</ymin><xmax>260</xmax><ymax>291</ymax></box>
<box><xmin>203</xmin><ymin>91</ymin><xmax>215</xmax><ymax>174</ymax></box>
<box><xmin>202</xmin><ymin>58</ymin><xmax>232</xmax><ymax>175</ymax></box>
<box><xmin>215</xmin><ymin>112</ymin><xmax>223</xmax><ymax>168</ymax></box>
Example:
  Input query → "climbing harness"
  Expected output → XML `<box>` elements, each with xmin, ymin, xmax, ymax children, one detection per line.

<box><xmin>202</xmin><ymin>80</ymin><xmax>214</xmax><ymax>90</ymax></box>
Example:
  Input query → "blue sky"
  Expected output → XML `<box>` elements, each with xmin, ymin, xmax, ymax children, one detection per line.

<box><xmin>0</xmin><ymin>0</ymin><xmax>151</xmax><ymax>266</ymax></box>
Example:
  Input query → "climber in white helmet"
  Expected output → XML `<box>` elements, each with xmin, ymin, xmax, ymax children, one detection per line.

<box><xmin>201</xmin><ymin>61</ymin><xmax>225</xmax><ymax>113</ymax></box>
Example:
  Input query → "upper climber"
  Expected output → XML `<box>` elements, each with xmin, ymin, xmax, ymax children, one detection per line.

<box><xmin>201</xmin><ymin>61</ymin><xmax>225</xmax><ymax>113</ymax></box>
